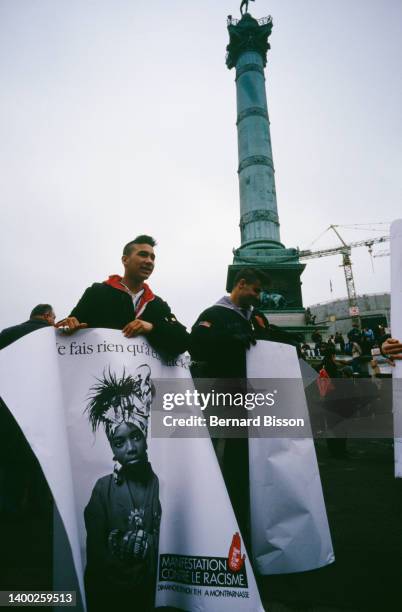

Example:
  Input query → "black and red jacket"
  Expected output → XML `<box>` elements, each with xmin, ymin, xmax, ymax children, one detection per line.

<box><xmin>70</xmin><ymin>276</ymin><xmax>189</xmax><ymax>359</ymax></box>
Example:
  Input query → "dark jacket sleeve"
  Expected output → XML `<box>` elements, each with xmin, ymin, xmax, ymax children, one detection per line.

<box><xmin>0</xmin><ymin>321</ymin><xmax>50</xmax><ymax>350</ymax></box>
<box><xmin>263</xmin><ymin>322</ymin><xmax>301</xmax><ymax>357</ymax></box>
<box><xmin>189</xmin><ymin>309</ymin><xmax>245</xmax><ymax>361</ymax></box>
<box><xmin>0</xmin><ymin>328</ymin><xmax>16</xmax><ymax>350</ymax></box>
<box><xmin>69</xmin><ymin>286</ymin><xmax>95</xmax><ymax>325</ymax></box>
<box><xmin>145</xmin><ymin>298</ymin><xmax>189</xmax><ymax>359</ymax></box>
<box><xmin>251</xmin><ymin>309</ymin><xmax>298</xmax><ymax>346</ymax></box>
<box><xmin>267</xmin><ymin>324</ymin><xmax>299</xmax><ymax>346</ymax></box>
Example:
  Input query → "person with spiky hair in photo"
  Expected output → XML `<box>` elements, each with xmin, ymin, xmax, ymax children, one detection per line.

<box><xmin>84</xmin><ymin>366</ymin><xmax>161</xmax><ymax>612</ymax></box>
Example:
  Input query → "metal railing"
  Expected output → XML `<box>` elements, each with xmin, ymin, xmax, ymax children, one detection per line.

<box><xmin>227</xmin><ymin>15</ymin><xmax>272</xmax><ymax>27</ymax></box>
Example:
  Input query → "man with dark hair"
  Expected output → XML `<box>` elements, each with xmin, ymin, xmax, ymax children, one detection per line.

<box><xmin>190</xmin><ymin>268</ymin><xmax>294</xmax><ymax>379</ymax></box>
<box><xmin>56</xmin><ymin>235</ymin><xmax>188</xmax><ymax>359</ymax></box>
<box><xmin>84</xmin><ymin>367</ymin><xmax>160</xmax><ymax>612</ymax></box>
<box><xmin>189</xmin><ymin>268</ymin><xmax>297</xmax><ymax>541</ymax></box>
<box><xmin>122</xmin><ymin>234</ymin><xmax>157</xmax><ymax>256</ymax></box>
<box><xmin>232</xmin><ymin>267</ymin><xmax>267</xmax><ymax>287</ymax></box>
<box><xmin>0</xmin><ymin>304</ymin><xmax>55</xmax><ymax>350</ymax></box>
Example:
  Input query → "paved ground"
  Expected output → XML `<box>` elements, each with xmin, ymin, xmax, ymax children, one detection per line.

<box><xmin>260</xmin><ymin>439</ymin><xmax>402</xmax><ymax>612</ymax></box>
<box><xmin>1</xmin><ymin>439</ymin><xmax>401</xmax><ymax>611</ymax></box>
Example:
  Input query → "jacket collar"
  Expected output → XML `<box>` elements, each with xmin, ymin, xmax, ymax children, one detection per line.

<box><xmin>214</xmin><ymin>295</ymin><xmax>252</xmax><ymax>321</ymax></box>
<box><xmin>104</xmin><ymin>275</ymin><xmax>155</xmax><ymax>317</ymax></box>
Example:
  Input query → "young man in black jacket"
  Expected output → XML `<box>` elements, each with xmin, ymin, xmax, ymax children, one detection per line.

<box><xmin>190</xmin><ymin>268</ymin><xmax>297</xmax><ymax>543</ymax></box>
<box><xmin>190</xmin><ymin>268</ymin><xmax>296</xmax><ymax>378</ymax></box>
<box><xmin>57</xmin><ymin>235</ymin><xmax>189</xmax><ymax>359</ymax></box>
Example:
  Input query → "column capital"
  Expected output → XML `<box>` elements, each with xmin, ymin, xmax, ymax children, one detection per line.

<box><xmin>226</xmin><ymin>13</ymin><xmax>273</xmax><ymax>69</ymax></box>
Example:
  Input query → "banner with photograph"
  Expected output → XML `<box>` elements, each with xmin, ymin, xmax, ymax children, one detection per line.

<box><xmin>0</xmin><ymin>328</ymin><xmax>264</xmax><ymax>612</ymax></box>
<box><xmin>391</xmin><ymin>219</ymin><xmax>402</xmax><ymax>478</ymax></box>
<box><xmin>247</xmin><ymin>341</ymin><xmax>335</xmax><ymax>574</ymax></box>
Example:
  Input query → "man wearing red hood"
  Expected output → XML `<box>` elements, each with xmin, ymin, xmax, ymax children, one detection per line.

<box><xmin>57</xmin><ymin>235</ymin><xmax>188</xmax><ymax>359</ymax></box>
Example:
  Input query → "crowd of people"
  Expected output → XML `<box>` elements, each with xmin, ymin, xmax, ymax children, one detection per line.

<box><xmin>300</xmin><ymin>322</ymin><xmax>392</xmax><ymax>376</ymax></box>
<box><xmin>305</xmin><ymin>322</ymin><xmax>400</xmax><ymax>460</ymax></box>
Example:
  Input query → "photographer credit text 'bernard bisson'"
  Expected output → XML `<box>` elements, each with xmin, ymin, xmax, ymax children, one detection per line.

<box><xmin>162</xmin><ymin>414</ymin><xmax>305</xmax><ymax>429</ymax></box>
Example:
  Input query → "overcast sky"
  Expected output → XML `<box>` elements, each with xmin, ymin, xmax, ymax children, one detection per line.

<box><xmin>1</xmin><ymin>0</ymin><xmax>401</xmax><ymax>329</ymax></box>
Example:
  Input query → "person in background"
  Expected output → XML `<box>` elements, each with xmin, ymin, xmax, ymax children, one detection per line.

<box><xmin>350</xmin><ymin>340</ymin><xmax>363</xmax><ymax>375</ymax></box>
<box><xmin>301</xmin><ymin>342</ymin><xmax>313</xmax><ymax>359</ymax></box>
<box><xmin>363</xmin><ymin>327</ymin><xmax>375</xmax><ymax>343</ymax></box>
<box><xmin>360</xmin><ymin>327</ymin><xmax>374</xmax><ymax>356</ymax></box>
<box><xmin>318</xmin><ymin>346</ymin><xmax>352</xmax><ymax>459</ymax></box>
<box><xmin>0</xmin><ymin>304</ymin><xmax>55</xmax><ymax>350</ymax></box>
<box><xmin>305</xmin><ymin>307</ymin><xmax>316</xmax><ymax>325</ymax></box>
<box><xmin>312</xmin><ymin>330</ymin><xmax>323</xmax><ymax>357</ymax></box>
<box><xmin>375</xmin><ymin>324</ymin><xmax>388</xmax><ymax>344</ymax></box>
<box><xmin>334</xmin><ymin>331</ymin><xmax>345</xmax><ymax>352</ymax></box>
<box><xmin>347</xmin><ymin>322</ymin><xmax>362</xmax><ymax>347</ymax></box>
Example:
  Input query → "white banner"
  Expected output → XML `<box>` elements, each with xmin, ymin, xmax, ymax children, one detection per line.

<box><xmin>0</xmin><ymin>328</ymin><xmax>264</xmax><ymax>612</ymax></box>
<box><xmin>390</xmin><ymin>219</ymin><xmax>402</xmax><ymax>478</ymax></box>
<box><xmin>247</xmin><ymin>341</ymin><xmax>335</xmax><ymax>574</ymax></box>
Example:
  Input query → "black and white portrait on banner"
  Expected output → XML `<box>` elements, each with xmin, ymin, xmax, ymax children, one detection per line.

<box><xmin>84</xmin><ymin>365</ymin><xmax>161</xmax><ymax>612</ymax></box>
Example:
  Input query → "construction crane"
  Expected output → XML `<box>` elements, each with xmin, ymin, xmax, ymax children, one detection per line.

<box><xmin>299</xmin><ymin>225</ymin><xmax>389</xmax><ymax>325</ymax></box>
<box><xmin>373</xmin><ymin>250</ymin><xmax>390</xmax><ymax>258</ymax></box>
